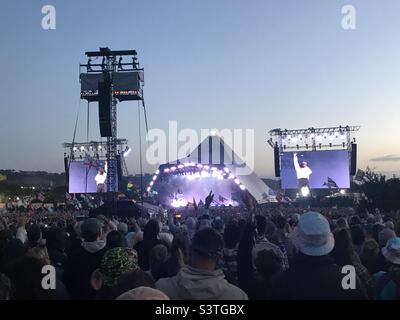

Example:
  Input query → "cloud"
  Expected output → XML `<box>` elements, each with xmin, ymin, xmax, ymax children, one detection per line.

<box><xmin>370</xmin><ymin>155</ymin><xmax>400</xmax><ymax>162</ymax></box>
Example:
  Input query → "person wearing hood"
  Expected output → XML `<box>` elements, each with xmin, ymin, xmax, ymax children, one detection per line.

<box><xmin>156</xmin><ymin>228</ymin><xmax>248</xmax><ymax>300</ymax></box>
<box><xmin>64</xmin><ymin>218</ymin><xmax>107</xmax><ymax>299</ymax></box>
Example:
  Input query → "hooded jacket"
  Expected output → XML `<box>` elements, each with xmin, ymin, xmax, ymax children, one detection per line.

<box><xmin>64</xmin><ymin>240</ymin><xmax>107</xmax><ymax>300</ymax></box>
<box><xmin>156</xmin><ymin>265</ymin><xmax>248</xmax><ymax>300</ymax></box>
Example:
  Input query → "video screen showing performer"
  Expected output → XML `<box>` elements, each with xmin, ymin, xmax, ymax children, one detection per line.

<box><xmin>69</xmin><ymin>159</ymin><xmax>117</xmax><ymax>193</ymax></box>
<box><xmin>281</xmin><ymin>150</ymin><xmax>350</xmax><ymax>190</ymax></box>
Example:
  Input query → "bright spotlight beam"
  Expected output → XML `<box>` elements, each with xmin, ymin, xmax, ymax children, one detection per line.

<box><xmin>300</xmin><ymin>187</ymin><xmax>310</xmax><ymax>197</ymax></box>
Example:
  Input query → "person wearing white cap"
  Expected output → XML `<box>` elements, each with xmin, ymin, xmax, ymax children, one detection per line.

<box><xmin>270</xmin><ymin>212</ymin><xmax>366</xmax><ymax>300</ymax></box>
<box><xmin>373</xmin><ymin>237</ymin><xmax>400</xmax><ymax>300</ymax></box>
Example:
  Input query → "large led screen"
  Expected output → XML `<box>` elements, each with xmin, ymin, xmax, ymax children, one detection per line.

<box><xmin>280</xmin><ymin>150</ymin><xmax>350</xmax><ymax>189</ymax></box>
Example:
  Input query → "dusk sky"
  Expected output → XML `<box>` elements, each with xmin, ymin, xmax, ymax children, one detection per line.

<box><xmin>1</xmin><ymin>0</ymin><xmax>400</xmax><ymax>177</ymax></box>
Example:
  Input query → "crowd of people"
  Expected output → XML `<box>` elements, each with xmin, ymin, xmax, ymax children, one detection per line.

<box><xmin>0</xmin><ymin>192</ymin><xmax>400</xmax><ymax>300</ymax></box>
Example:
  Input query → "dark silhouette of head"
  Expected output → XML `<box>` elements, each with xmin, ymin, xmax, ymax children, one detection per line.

<box><xmin>45</xmin><ymin>227</ymin><xmax>66</xmax><ymax>251</ymax></box>
<box><xmin>332</xmin><ymin>228</ymin><xmax>361</xmax><ymax>266</ymax></box>
<box><xmin>27</xmin><ymin>224</ymin><xmax>42</xmax><ymax>247</ymax></box>
<box><xmin>106</xmin><ymin>230</ymin><xmax>125</xmax><ymax>248</ymax></box>
<box><xmin>190</xmin><ymin>228</ymin><xmax>224</xmax><ymax>271</ymax></box>
<box><xmin>143</xmin><ymin>220</ymin><xmax>160</xmax><ymax>241</ymax></box>
<box><xmin>149</xmin><ymin>244</ymin><xmax>169</xmax><ymax>281</ymax></box>
<box><xmin>224</xmin><ymin>222</ymin><xmax>241</xmax><ymax>249</ymax></box>
<box><xmin>254</xmin><ymin>249</ymin><xmax>283</xmax><ymax>279</ymax></box>
<box><xmin>255</xmin><ymin>215</ymin><xmax>267</xmax><ymax>238</ymax></box>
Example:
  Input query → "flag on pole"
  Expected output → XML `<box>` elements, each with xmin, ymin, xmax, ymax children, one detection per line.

<box><xmin>84</xmin><ymin>153</ymin><xmax>101</xmax><ymax>171</ymax></box>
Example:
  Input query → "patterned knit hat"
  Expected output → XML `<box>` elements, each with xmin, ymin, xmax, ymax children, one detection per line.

<box><xmin>100</xmin><ymin>247</ymin><xmax>138</xmax><ymax>287</ymax></box>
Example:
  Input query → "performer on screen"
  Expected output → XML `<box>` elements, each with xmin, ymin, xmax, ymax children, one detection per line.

<box><xmin>293</xmin><ymin>153</ymin><xmax>312</xmax><ymax>194</ymax></box>
<box><xmin>95</xmin><ymin>161</ymin><xmax>107</xmax><ymax>193</ymax></box>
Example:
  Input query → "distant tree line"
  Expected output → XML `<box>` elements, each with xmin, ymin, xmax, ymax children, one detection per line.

<box><xmin>356</xmin><ymin>168</ymin><xmax>400</xmax><ymax>212</ymax></box>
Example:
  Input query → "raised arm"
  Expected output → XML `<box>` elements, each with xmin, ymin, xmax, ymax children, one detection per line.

<box><xmin>293</xmin><ymin>153</ymin><xmax>300</xmax><ymax>172</ymax></box>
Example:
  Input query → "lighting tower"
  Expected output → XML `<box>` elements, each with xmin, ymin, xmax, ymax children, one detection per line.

<box><xmin>79</xmin><ymin>47</ymin><xmax>145</xmax><ymax>214</ymax></box>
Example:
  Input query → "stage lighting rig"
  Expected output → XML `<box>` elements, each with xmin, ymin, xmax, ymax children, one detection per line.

<box><xmin>268</xmin><ymin>125</ymin><xmax>360</xmax><ymax>152</ymax></box>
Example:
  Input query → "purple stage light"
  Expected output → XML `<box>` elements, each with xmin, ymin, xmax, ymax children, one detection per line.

<box><xmin>171</xmin><ymin>198</ymin><xmax>188</xmax><ymax>208</ymax></box>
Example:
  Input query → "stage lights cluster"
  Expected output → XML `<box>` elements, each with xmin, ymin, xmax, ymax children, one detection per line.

<box><xmin>268</xmin><ymin>126</ymin><xmax>360</xmax><ymax>152</ymax></box>
<box><xmin>64</xmin><ymin>140</ymin><xmax>128</xmax><ymax>161</ymax></box>
<box><xmin>146</xmin><ymin>163</ymin><xmax>246</xmax><ymax>193</ymax></box>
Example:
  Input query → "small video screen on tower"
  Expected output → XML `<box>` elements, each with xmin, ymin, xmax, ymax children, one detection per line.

<box><xmin>68</xmin><ymin>160</ymin><xmax>118</xmax><ymax>193</ymax></box>
<box><xmin>280</xmin><ymin>150</ymin><xmax>350</xmax><ymax>189</ymax></box>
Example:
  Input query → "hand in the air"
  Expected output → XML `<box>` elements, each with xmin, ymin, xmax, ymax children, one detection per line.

<box><xmin>205</xmin><ymin>191</ymin><xmax>214</xmax><ymax>209</ymax></box>
<box><xmin>193</xmin><ymin>197</ymin><xmax>198</xmax><ymax>211</ymax></box>
<box><xmin>242</xmin><ymin>193</ymin><xmax>254</xmax><ymax>211</ymax></box>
